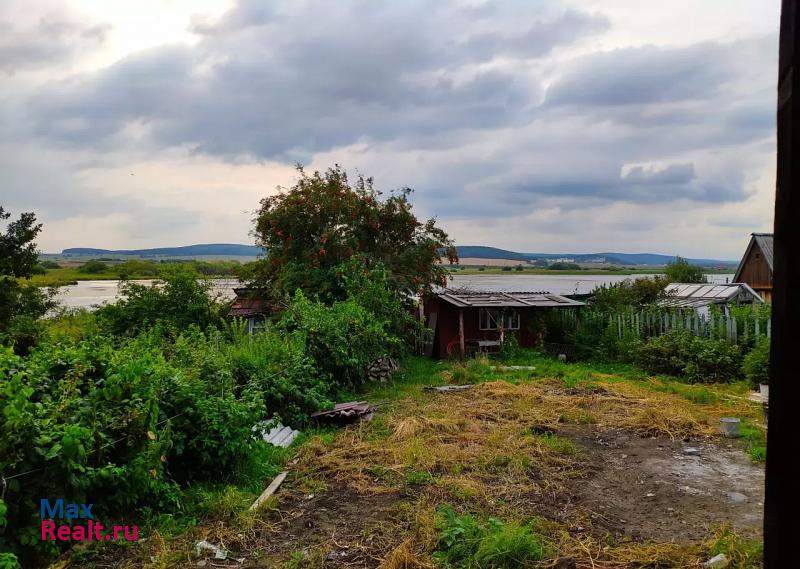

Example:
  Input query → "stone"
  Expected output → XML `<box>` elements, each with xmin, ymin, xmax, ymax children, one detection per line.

<box><xmin>703</xmin><ymin>553</ymin><xmax>730</xmax><ymax>568</ymax></box>
<box><xmin>554</xmin><ymin>557</ymin><xmax>577</xmax><ymax>569</ymax></box>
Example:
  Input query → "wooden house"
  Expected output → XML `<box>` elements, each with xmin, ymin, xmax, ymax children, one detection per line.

<box><xmin>734</xmin><ymin>233</ymin><xmax>774</xmax><ymax>303</ymax></box>
<box><xmin>422</xmin><ymin>290</ymin><xmax>583</xmax><ymax>358</ymax></box>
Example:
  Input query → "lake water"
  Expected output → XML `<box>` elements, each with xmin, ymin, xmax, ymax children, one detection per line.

<box><xmin>54</xmin><ymin>274</ymin><xmax>735</xmax><ymax>310</ymax></box>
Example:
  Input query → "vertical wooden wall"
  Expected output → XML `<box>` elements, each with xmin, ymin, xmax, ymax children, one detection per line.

<box><xmin>765</xmin><ymin>1</ymin><xmax>800</xmax><ymax>563</ymax></box>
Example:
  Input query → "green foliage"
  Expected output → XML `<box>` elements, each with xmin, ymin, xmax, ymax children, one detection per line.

<box><xmin>96</xmin><ymin>266</ymin><xmax>225</xmax><ymax>336</ymax></box>
<box><xmin>590</xmin><ymin>277</ymin><xmax>668</xmax><ymax>311</ymax></box>
<box><xmin>665</xmin><ymin>256</ymin><xmax>707</xmax><ymax>283</ymax></box>
<box><xmin>37</xmin><ymin>260</ymin><xmax>60</xmax><ymax>270</ymax></box>
<box><xmin>280</xmin><ymin>289</ymin><xmax>401</xmax><ymax>392</ymax></box>
<box><xmin>251</xmin><ymin>165</ymin><xmax>457</xmax><ymax>302</ymax></box>
<box><xmin>633</xmin><ymin>330</ymin><xmax>743</xmax><ymax>383</ymax></box>
<box><xmin>77</xmin><ymin>259</ymin><xmax>108</xmax><ymax>274</ymax></box>
<box><xmin>0</xmin><ymin>332</ymin><xmax>276</xmax><ymax>565</ymax></box>
<box><xmin>434</xmin><ymin>506</ymin><xmax>546</xmax><ymax>568</ymax></box>
<box><xmin>708</xmin><ymin>526</ymin><xmax>763</xmax><ymax>568</ymax></box>
<box><xmin>743</xmin><ymin>338</ymin><xmax>770</xmax><ymax>386</ymax></box>
<box><xmin>1</xmin><ymin>208</ymin><xmax>58</xmax><ymax>354</ymax></box>
<box><xmin>546</xmin><ymin>261</ymin><xmax>581</xmax><ymax>270</ymax></box>
<box><xmin>739</xmin><ymin>420</ymin><xmax>767</xmax><ymax>463</ymax></box>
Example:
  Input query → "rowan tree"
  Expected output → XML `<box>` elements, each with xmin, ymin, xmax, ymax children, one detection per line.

<box><xmin>251</xmin><ymin>165</ymin><xmax>457</xmax><ymax>302</ymax></box>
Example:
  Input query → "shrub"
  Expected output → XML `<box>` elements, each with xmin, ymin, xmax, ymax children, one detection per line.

<box><xmin>279</xmin><ymin>290</ymin><xmax>401</xmax><ymax>391</ymax></box>
<box><xmin>633</xmin><ymin>330</ymin><xmax>743</xmax><ymax>383</ymax></box>
<box><xmin>743</xmin><ymin>338</ymin><xmax>770</xmax><ymax>386</ymax></box>
<box><xmin>77</xmin><ymin>260</ymin><xmax>108</xmax><ymax>274</ymax></box>
<box><xmin>0</xmin><ymin>335</ymin><xmax>270</xmax><ymax>565</ymax></box>
<box><xmin>96</xmin><ymin>266</ymin><xmax>225</xmax><ymax>336</ymax></box>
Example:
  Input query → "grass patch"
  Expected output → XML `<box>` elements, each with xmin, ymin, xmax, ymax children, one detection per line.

<box><xmin>740</xmin><ymin>419</ymin><xmax>767</xmax><ymax>463</ymax></box>
<box><xmin>434</xmin><ymin>506</ymin><xmax>547</xmax><ymax>569</ymax></box>
<box><xmin>532</xmin><ymin>434</ymin><xmax>577</xmax><ymax>455</ymax></box>
<box><xmin>708</xmin><ymin>525</ymin><xmax>764</xmax><ymax>568</ymax></box>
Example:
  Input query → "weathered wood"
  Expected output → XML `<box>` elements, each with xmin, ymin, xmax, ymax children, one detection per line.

<box><xmin>765</xmin><ymin>3</ymin><xmax>800</xmax><ymax>564</ymax></box>
<box><xmin>458</xmin><ymin>308</ymin><xmax>465</xmax><ymax>356</ymax></box>
<box><xmin>250</xmin><ymin>471</ymin><xmax>288</xmax><ymax>511</ymax></box>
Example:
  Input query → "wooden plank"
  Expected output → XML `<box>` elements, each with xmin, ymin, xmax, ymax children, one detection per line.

<box><xmin>458</xmin><ymin>309</ymin><xmax>465</xmax><ymax>356</ymax></box>
<box><xmin>425</xmin><ymin>312</ymin><xmax>437</xmax><ymax>357</ymax></box>
<box><xmin>250</xmin><ymin>471</ymin><xmax>288</xmax><ymax>511</ymax></box>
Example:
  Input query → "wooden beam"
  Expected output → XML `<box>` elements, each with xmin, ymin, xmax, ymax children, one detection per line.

<box><xmin>765</xmin><ymin>3</ymin><xmax>800</xmax><ymax>565</ymax></box>
<box><xmin>459</xmin><ymin>308</ymin><xmax>465</xmax><ymax>356</ymax></box>
<box><xmin>250</xmin><ymin>471</ymin><xmax>288</xmax><ymax>511</ymax></box>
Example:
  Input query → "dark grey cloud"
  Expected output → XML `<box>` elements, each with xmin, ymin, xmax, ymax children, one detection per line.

<box><xmin>0</xmin><ymin>9</ymin><xmax>109</xmax><ymax>73</ymax></box>
<box><xmin>28</xmin><ymin>0</ymin><xmax>602</xmax><ymax>160</ymax></box>
<box><xmin>7</xmin><ymin>0</ymin><xmax>777</xmax><ymax>229</ymax></box>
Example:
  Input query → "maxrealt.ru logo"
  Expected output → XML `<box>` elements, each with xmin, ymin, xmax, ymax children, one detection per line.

<box><xmin>40</xmin><ymin>499</ymin><xmax>138</xmax><ymax>542</ymax></box>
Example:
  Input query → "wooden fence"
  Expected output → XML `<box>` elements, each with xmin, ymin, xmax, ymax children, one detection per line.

<box><xmin>550</xmin><ymin>305</ymin><xmax>771</xmax><ymax>346</ymax></box>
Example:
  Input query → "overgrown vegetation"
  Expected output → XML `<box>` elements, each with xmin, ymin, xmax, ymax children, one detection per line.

<box><xmin>545</xmin><ymin>275</ymin><xmax>770</xmax><ymax>385</ymax></box>
<box><xmin>0</xmin><ymin>172</ymin><xmax>451</xmax><ymax>567</ymax></box>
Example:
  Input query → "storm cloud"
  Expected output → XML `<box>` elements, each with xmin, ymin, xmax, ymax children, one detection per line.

<box><xmin>0</xmin><ymin>0</ymin><xmax>780</xmax><ymax>256</ymax></box>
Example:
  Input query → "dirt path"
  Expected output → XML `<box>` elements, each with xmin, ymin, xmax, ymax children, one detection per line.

<box><xmin>561</xmin><ymin>426</ymin><xmax>764</xmax><ymax>542</ymax></box>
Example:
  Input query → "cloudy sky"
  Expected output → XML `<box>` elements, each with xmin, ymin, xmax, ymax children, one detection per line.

<box><xmin>0</xmin><ymin>0</ymin><xmax>780</xmax><ymax>258</ymax></box>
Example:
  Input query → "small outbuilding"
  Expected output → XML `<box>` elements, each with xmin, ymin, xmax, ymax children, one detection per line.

<box><xmin>659</xmin><ymin>282</ymin><xmax>764</xmax><ymax>317</ymax></box>
<box><xmin>228</xmin><ymin>288</ymin><xmax>269</xmax><ymax>333</ymax></box>
<box><xmin>422</xmin><ymin>290</ymin><xmax>584</xmax><ymax>358</ymax></box>
<box><xmin>733</xmin><ymin>233</ymin><xmax>774</xmax><ymax>303</ymax></box>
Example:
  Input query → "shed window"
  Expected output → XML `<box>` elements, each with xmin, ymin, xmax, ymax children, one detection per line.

<box><xmin>248</xmin><ymin>315</ymin><xmax>267</xmax><ymax>334</ymax></box>
<box><xmin>479</xmin><ymin>308</ymin><xmax>520</xmax><ymax>330</ymax></box>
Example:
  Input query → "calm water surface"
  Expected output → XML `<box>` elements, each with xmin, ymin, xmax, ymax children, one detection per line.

<box><xmin>54</xmin><ymin>274</ymin><xmax>734</xmax><ymax>310</ymax></box>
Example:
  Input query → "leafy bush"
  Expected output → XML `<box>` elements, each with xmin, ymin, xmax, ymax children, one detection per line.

<box><xmin>590</xmin><ymin>277</ymin><xmax>668</xmax><ymax>312</ymax></box>
<box><xmin>280</xmin><ymin>290</ymin><xmax>401</xmax><ymax>391</ymax></box>
<box><xmin>633</xmin><ymin>330</ymin><xmax>743</xmax><ymax>383</ymax></box>
<box><xmin>743</xmin><ymin>338</ymin><xmax>770</xmax><ymax>386</ymax></box>
<box><xmin>665</xmin><ymin>256</ymin><xmax>707</xmax><ymax>283</ymax></box>
<box><xmin>77</xmin><ymin>260</ymin><xmax>108</xmax><ymax>274</ymax></box>
<box><xmin>96</xmin><ymin>266</ymin><xmax>225</xmax><ymax>336</ymax></box>
<box><xmin>434</xmin><ymin>506</ymin><xmax>546</xmax><ymax>568</ymax></box>
<box><xmin>0</xmin><ymin>335</ymin><xmax>269</xmax><ymax>565</ymax></box>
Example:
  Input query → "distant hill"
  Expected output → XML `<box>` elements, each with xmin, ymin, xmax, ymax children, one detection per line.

<box><xmin>57</xmin><ymin>243</ymin><xmax>735</xmax><ymax>267</ymax></box>
<box><xmin>454</xmin><ymin>246</ymin><xmax>736</xmax><ymax>267</ymax></box>
<box><xmin>61</xmin><ymin>243</ymin><xmax>263</xmax><ymax>258</ymax></box>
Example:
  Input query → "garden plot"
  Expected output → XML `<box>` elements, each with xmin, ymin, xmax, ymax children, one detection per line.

<box><xmin>108</xmin><ymin>358</ymin><xmax>765</xmax><ymax>568</ymax></box>
<box><xmin>240</xmin><ymin>368</ymin><xmax>764</xmax><ymax>568</ymax></box>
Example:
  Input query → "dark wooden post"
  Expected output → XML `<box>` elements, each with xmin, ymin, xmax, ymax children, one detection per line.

<box><xmin>458</xmin><ymin>309</ymin><xmax>465</xmax><ymax>356</ymax></box>
<box><xmin>765</xmin><ymin>1</ymin><xmax>800</xmax><ymax>563</ymax></box>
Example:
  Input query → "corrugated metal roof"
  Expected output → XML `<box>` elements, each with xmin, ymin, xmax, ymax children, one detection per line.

<box><xmin>253</xmin><ymin>421</ymin><xmax>300</xmax><ymax>447</ymax></box>
<box><xmin>311</xmin><ymin>401</ymin><xmax>376</xmax><ymax>423</ymax></box>
<box><xmin>436</xmin><ymin>290</ymin><xmax>584</xmax><ymax>308</ymax></box>
<box><xmin>660</xmin><ymin>282</ymin><xmax>764</xmax><ymax>307</ymax></box>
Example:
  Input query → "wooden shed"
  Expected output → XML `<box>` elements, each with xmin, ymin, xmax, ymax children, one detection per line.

<box><xmin>228</xmin><ymin>288</ymin><xmax>270</xmax><ymax>333</ymax></box>
<box><xmin>734</xmin><ymin>233</ymin><xmax>774</xmax><ymax>303</ymax></box>
<box><xmin>422</xmin><ymin>290</ymin><xmax>583</xmax><ymax>358</ymax></box>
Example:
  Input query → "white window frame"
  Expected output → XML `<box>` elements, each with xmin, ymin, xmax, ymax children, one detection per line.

<box><xmin>478</xmin><ymin>308</ymin><xmax>520</xmax><ymax>331</ymax></box>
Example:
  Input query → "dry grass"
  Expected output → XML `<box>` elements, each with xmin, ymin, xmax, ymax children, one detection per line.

<box><xmin>89</xmin><ymin>356</ymin><xmax>764</xmax><ymax>568</ymax></box>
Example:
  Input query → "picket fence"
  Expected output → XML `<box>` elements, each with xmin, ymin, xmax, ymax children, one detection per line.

<box><xmin>551</xmin><ymin>306</ymin><xmax>771</xmax><ymax>346</ymax></box>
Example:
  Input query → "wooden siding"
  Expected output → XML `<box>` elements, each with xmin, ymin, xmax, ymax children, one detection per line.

<box><xmin>737</xmin><ymin>240</ymin><xmax>773</xmax><ymax>302</ymax></box>
<box><xmin>424</xmin><ymin>296</ymin><xmax>540</xmax><ymax>358</ymax></box>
